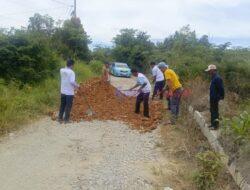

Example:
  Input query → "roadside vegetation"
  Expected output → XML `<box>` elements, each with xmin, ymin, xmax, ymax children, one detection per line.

<box><xmin>0</xmin><ymin>13</ymin><xmax>103</xmax><ymax>134</ymax></box>
<box><xmin>0</xmin><ymin>12</ymin><xmax>249</xmax><ymax>188</ymax></box>
<box><xmin>159</xmin><ymin>107</ymin><xmax>238</xmax><ymax>190</ymax></box>
<box><xmin>93</xmin><ymin>27</ymin><xmax>250</xmax><ymax>170</ymax></box>
<box><xmin>194</xmin><ymin>151</ymin><xmax>223</xmax><ymax>190</ymax></box>
<box><xmin>0</xmin><ymin>62</ymin><xmax>98</xmax><ymax>134</ymax></box>
<box><xmin>93</xmin><ymin>25</ymin><xmax>250</xmax><ymax>98</ymax></box>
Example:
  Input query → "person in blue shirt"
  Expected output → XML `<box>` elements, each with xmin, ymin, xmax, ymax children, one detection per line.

<box><xmin>205</xmin><ymin>64</ymin><xmax>225</xmax><ymax>130</ymax></box>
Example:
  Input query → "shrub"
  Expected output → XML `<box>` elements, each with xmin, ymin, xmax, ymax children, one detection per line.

<box><xmin>0</xmin><ymin>79</ymin><xmax>59</xmax><ymax>134</ymax></box>
<box><xmin>194</xmin><ymin>151</ymin><xmax>223</xmax><ymax>190</ymax></box>
<box><xmin>219</xmin><ymin>61</ymin><xmax>250</xmax><ymax>98</ymax></box>
<box><xmin>222</xmin><ymin>111</ymin><xmax>250</xmax><ymax>146</ymax></box>
<box><xmin>150</xmin><ymin>26</ymin><xmax>250</xmax><ymax>99</ymax></box>
<box><xmin>89</xmin><ymin>60</ymin><xmax>103</xmax><ymax>75</ymax></box>
<box><xmin>0</xmin><ymin>31</ymin><xmax>59</xmax><ymax>84</ymax></box>
<box><xmin>52</xmin><ymin>17</ymin><xmax>91</xmax><ymax>60</ymax></box>
<box><xmin>0</xmin><ymin>61</ymin><xmax>95</xmax><ymax>135</ymax></box>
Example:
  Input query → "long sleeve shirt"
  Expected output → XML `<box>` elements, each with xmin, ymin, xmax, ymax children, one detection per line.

<box><xmin>210</xmin><ymin>73</ymin><xmax>225</xmax><ymax>102</ymax></box>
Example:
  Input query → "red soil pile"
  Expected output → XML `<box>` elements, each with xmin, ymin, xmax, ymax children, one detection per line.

<box><xmin>71</xmin><ymin>78</ymin><xmax>164</xmax><ymax>131</ymax></box>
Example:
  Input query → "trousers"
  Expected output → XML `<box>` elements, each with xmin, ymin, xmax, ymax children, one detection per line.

<box><xmin>170</xmin><ymin>88</ymin><xmax>183</xmax><ymax>123</ymax></box>
<box><xmin>210</xmin><ymin>100</ymin><xmax>219</xmax><ymax>127</ymax></box>
<box><xmin>152</xmin><ymin>80</ymin><xmax>165</xmax><ymax>100</ymax></box>
<box><xmin>135</xmin><ymin>92</ymin><xmax>150</xmax><ymax>117</ymax></box>
<box><xmin>58</xmin><ymin>94</ymin><xmax>74</xmax><ymax>121</ymax></box>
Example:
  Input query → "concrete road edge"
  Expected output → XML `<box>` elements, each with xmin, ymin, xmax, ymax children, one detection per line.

<box><xmin>188</xmin><ymin>105</ymin><xmax>250</xmax><ymax>190</ymax></box>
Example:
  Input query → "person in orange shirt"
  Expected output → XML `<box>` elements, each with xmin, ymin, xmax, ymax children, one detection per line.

<box><xmin>158</xmin><ymin>62</ymin><xmax>183</xmax><ymax>124</ymax></box>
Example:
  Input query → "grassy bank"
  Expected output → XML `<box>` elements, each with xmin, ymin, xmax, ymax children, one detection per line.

<box><xmin>179</xmin><ymin>77</ymin><xmax>249</xmax><ymax>189</ymax></box>
<box><xmin>0</xmin><ymin>61</ymin><xmax>100</xmax><ymax>135</ymax></box>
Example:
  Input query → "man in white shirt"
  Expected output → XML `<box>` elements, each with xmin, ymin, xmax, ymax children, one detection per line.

<box><xmin>58</xmin><ymin>59</ymin><xmax>79</xmax><ymax>123</ymax></box>
<box><xmin>150</xmin><ymin>61</ymin><xmax>165</xmax><ymax>100</ymax></box>
<box><xmin>128</xmin><ymin>68</ymin><xmax>151</xmax><ymax>118</ymax></box>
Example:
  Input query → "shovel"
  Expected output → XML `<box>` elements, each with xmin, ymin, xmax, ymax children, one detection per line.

<box><xmin>82</xmin><ymin>94</ymin><xmax>95</xmax><ymax>116</ymax></box>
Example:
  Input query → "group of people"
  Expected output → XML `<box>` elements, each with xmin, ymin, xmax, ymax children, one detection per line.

<box><xmin>128</xmin><ymin>61</ymin><xmax>183</xmax><ymax>125</ymax></box>
<box><xmin>128</xmin><ymin>62</ymin><xmax>224</xmax><ymax>129</ymax></box>
<box><xmin>58</xmin><ymin>59</ymin><xmax>224</xmax><ymax>130</ymax></box>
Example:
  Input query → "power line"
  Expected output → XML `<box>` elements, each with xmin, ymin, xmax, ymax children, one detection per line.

<box><xmin>65</xmin><ymin>5</ymin><xmax>74</xmax><ymax>17</ymax></box>
<box><xmin>0</xmin><ymin>7</ymin><xmax>72</xmax><ymax>24</ymax></box>
<box><xmin>0</xmin><ymin>1</ymin><xmax>74</xmax><ymax>26</ymax></box>
<box><xmin>0</xmin><ymin>6</ymin><xmax>70</xmax><ymax>18</ymax></box>
<box><xmin>65</xmin><ymin>6</ymin><xmax>70</xmax><ymax>18</ymax></box>
<box><xmin>50</xmin><ymin>0</ymin><xmax>75</xmax><ymax>18</ymax></box>
<box><xmin>7</xmin><ymin>0</ymin><xmax>33</xmax><ymax>9</ymax></box>
<box><xmin>51</xmin><ymin>0</ymin><xmax>71</xmax><ymax>7</ymax></box>
<box><xmin>54</xmin><ymin>5</ymin><xmax>70</xmax><ymax>22</ymax></box>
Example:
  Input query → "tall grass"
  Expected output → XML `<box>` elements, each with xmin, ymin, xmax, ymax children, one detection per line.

<box><xmin>0</xmin><ymin>61</ymin><xmax>97</xmax><ymax>135</ymax></box>
<box><xmin>89</xmin><ymin>60</ymin><xmax>103</xmax><ymax>75</ymax></box>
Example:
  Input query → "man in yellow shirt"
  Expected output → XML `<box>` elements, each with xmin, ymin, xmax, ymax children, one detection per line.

<box><xmin>158</xmin><ymin>62</ymin><xmax>183</xmax><ymax>124</ymax></box>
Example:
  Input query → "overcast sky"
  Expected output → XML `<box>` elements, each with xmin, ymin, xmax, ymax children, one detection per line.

<box><xmin>0</xmin><ymin>0</ymin><xmax>250</xmax><ymax>47</ymax></box>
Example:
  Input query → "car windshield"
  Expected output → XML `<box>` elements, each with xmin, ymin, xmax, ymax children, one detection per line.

<box><xmin>115</xmin><ymin>63</ymin><xmax>128</xmax><ymax>68</ymax></box>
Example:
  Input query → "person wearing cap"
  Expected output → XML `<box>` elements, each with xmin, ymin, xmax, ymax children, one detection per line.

<box><xmin>58</xmin><ymin>59</ymin><xmax>79</xmax><ymax>124</ymax></box>
<box><xmin>128</xmin><ymin>68</ymin><xmax>151</xmax><ymax>118</ymax></box>
<box><xmin>158</xmin><ymin>62</ymin><xmax>183</xmax><ymax>124</ymax></box>
<box><xmin>205</xmin><ymin>64</ymin><xmax>225</xmax><ymax>130</ymax></box>
<box><xmin>150</xmin><ymin>61</ymin><xmax>165</xmax><ymax>100</ymax></box>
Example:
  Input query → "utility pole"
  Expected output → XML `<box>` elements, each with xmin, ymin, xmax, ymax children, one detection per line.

<box><xmin>73</xmin><ymin>0</ymin><xmax>76</xmax><ymax>18</ymax></box>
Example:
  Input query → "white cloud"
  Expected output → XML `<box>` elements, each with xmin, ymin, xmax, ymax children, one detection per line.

<box><xmin>0</xmin><ymin>0</ymin><xmax>249</xmax><ymax>45</ymax></box>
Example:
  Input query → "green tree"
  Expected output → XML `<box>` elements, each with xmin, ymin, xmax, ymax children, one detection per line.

<box><xmin>112</xmin><ymin>29</ymin><xmax>154</xmax><ymax>71</ymax></box>
<box><xmin>150</xmin><ymin>25</ymin><xmax>250</xmax><ymax>97</ymax></box>
<box><xmin>28</xmin><ymin>13</ymin><xmax>55</xmax><ymax>36</ymax></box>
<box><xmin>53</xmin><ymin>17</ymin><xmax>91</xmax><ymax>60</ymax></box>
<box><xmin>92</xmin><ymin>46</ymin><xmax>113</xmax><ymax>62</ymax></box>
<box><xmin>0</xmin><ymin>29</ymin><xmax>58</xmax><ymax>84</ymax></box>
<box><xmin>151</xmin><ymin>25</ymin><xmax>216</xmax><ymax>79</ymax></box>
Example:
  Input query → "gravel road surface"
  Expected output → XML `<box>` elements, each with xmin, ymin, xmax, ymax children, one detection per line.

<box><xmin>0</xmin><ymin>76</ymin><xmax>170</xmax><ymax>190</ymax></box>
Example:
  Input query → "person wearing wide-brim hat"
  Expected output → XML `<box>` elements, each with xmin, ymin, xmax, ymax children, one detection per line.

<box><xmin>205</xmin><ymin>64</ymin><xmax>225</xmax><ymax>130</ymax></box>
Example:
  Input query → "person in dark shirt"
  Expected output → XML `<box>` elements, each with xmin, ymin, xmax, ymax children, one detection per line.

<box><xmin>205</xmin><ymin>64</ymin><xmax>225</xmax><ymax>130</ymax></box>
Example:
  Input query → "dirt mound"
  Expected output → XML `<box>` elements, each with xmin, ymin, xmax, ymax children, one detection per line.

<box><xmin>71</xmin><ymin>78</ymin><xmax>163</xmax><ymax>131</ymax></box>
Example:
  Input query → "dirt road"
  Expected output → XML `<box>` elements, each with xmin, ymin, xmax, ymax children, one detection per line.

<box><xmin>0</xmin><ymin>76</ymin><xmax>173</xmax><ymax>190</ymax></box>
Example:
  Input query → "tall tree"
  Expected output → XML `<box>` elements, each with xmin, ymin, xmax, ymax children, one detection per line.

<box><xmin>112</xmin><ymin>29</ymin><xmax>154</xmax><ymax>71</ymax></box>
<box><xmin>28</xmin><ymin>13</ymin><xmax>55</xmax><ymax>36</ymax></box>
<box><xmin>92</xmin><ymin>46</ymin><xmax>113</xmax><ymax>62</ymax></box>
<box><xmin>53</xmin><ymin>17</ymin><xmax>91</xmax><ymax>60</ymax></box>
<box><xmin>0</xmin><ymin>28</ymin><xmax>58</xmax><ymax>84</ymax></box>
